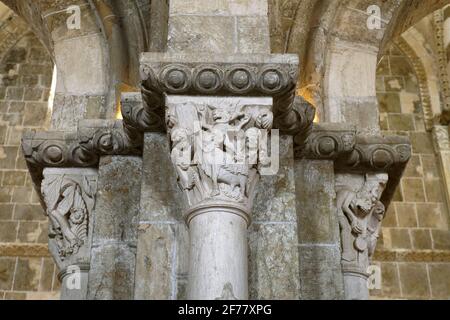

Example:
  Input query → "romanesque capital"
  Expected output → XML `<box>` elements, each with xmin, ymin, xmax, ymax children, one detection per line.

<box><xmin>41</xmin><ymin>168</ymin><xmax>98</xmax><ymax>274</ymax></box>
<box><xmin>335</xmin><ymin>173</ymin><xmax>388</xmax><ymax>277</ymax></box>
<box><xmin>166</xmin><ymin>96</ymin><xmax>274</xmax><ymax>222</ymax></box>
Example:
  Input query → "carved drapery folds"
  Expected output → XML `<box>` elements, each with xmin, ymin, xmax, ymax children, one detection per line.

<box><xmin>335</xmin><ymin>173</ymin><xmax>388</xmax><ymax>276</ymax></box>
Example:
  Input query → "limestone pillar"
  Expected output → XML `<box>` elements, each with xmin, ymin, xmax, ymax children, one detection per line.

<box><xmin>41</xmin><ymin>168</ymin><xmax>98</xmax><ymax>300</ymax></box>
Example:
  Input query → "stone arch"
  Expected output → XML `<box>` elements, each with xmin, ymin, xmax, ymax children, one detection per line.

<box><xmin>271</xmin><ymin>0</ymin><xmax>450</xmax><ymax>132</ymax></box>
<box><xmin>1</xmin><ymin>0</ymin><xmax>168</xmax><ymax>127</ymax></box>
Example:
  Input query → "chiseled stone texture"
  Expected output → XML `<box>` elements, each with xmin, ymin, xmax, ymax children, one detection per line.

<box><xmin>249</xmin><ymin>135</ymin><xmax>299</xmax><ymax>299</ymax></box>
<box><xmin>134</xmin><ymin>133</ymin><xmax>187</xmax><ymax>300</ymax></box>
<box><xmin>295</xmin><ymin>159</ymin><xmax>344</xmax><ymax>300</ymax></box>
<box><xmin>88</xmin><ymin>156</ymin><xmax>142</xmax><ymax>300</ymax></box>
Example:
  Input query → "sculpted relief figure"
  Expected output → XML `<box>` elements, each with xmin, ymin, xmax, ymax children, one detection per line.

<box><xmin>336</xmin><ymin>174</ymin><xmax>388</xmax><ymax>274</ymax></box>
<box><xmin>42</xmin><ymin>174</ymin><xmax>96</xmax><ymax>259</ymax></box>
<box><xmin>167</xmin><ymin>101</ymin><xmax>273</xmax><ymax>207</ymax></box>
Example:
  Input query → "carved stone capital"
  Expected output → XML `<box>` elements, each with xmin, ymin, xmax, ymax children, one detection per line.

<box><xmin>41</xmin><ymin>168</ymin><xmax>98</xmax><ymax>273</ymax></box>
<box><xmin>335</xmin><ymin>173</ymin><xmax>388</xmax><ymax>276</ymax></box>
<box><xmin>166</xmin><ymin>96</ymin><xmax>273</xmax><ymax>214</ymax></box>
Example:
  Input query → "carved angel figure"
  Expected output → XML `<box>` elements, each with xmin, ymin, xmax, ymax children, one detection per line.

<box><xmin>42</xmin><ymin>175</ymin><xmax>95</xmax><ymax>259</ymax></box>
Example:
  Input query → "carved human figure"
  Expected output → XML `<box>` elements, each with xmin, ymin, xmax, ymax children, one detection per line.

<box><xmin>42</xmin><ymin>175</ymin><xmax>95</xmax><ymax>259</ymax></box>
<box><xmin>336</xmin><ymin>174</ymin><xmax>387</xmax><ymax>272</ymax></box>
<box><xmin>170</xmin><ymin>127</ymin><xmax>205</xmax><ymax>206</ymax></box>
<box><xmin>168</xmin><ymin>100</ymin><xmax>273</xmax><ymax>206</ymax></box>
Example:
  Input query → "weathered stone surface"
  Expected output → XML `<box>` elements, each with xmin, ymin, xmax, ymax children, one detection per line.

<box><xmin>170</xmin><ymin>0</ymin><xmax>267</xmax><ymax>16</ymax></box>
<box><xmin>88</xmin><ymin>156</ymin><xmax>142</xmax><ymax>300</ymax></box>
<box><xmin>429</xmin><ymin>264</ymin><xmax>450</xmax><ymax>298</ymax></box>
<box><xmin>134</xmin><ymin>223</ymin><xmax>176</xmax><ymax>300</ymax></box>
<box><xmin>398</xmin><ymin>263</ymin><xmax>430</xmax><ymax>298</ymax></box>
<box><xmin>0</xmin><ymin>257</ymin><xmax>16</xmax><ymax>290</ymax></box>
<box><xmin>168</xmin><ymin>16</ymin><xmax>235</xmax><ymax>53</ymax></box>
<box><xmin>237</xmin><ymin>17</ymin><xmax>270</xmax><ymax>54</ymax></box>
<box><xmin>13</xmin><ymin>258</ymin><xmax>41</xmax><ymax>291</ymax></box>
<box><xmin>249</xmin><ymin>223</ymin><xmax>299</xmax><ymax>299</ymax></box>
<box><xmin>294</xmin><ymin>159</ymin><xmax>344</xmax><ymax>300</ymax></box>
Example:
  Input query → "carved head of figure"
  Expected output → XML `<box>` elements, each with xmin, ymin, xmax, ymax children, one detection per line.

<box><xmin>255</xmin><ymin>111</ymin><xmax>273</xmax><ymax>129</ymax></box>
<box><xmin>171</xmin><ymin>127</ymin><xmax>189</xmax><ymax>148</ymax></box>
<box><xmin>208</xmin><ymin>105</ymin><xmax>233</xmax><ymax>123</ymax></box>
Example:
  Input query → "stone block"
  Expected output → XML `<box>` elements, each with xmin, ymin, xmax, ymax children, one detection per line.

<box><xmin>424</xmin><ymin>179</ymin><xmax>444</xmax><ymax>203</ymax></box>
<box><xmin>253</xmin><ymin>135</ymin><xmax>295</xmax><ymax>223</ymax></box>
<box><xmin>401</xmin><ymin>178</ymin><xmax>425</xmax><ymax>202</ymax></box>
<box><xmin>0</xmin><ymin>186</ymin><xmax>13</xmax><ymax>203</ymax></box>
<box><xmin>23</xmin><ymin>88</ymin><xmax>44</xmax><ymax>101</ymax></box>
<box><xmin>379</xmin><ymin>262</ymin><xmax>401</xmax><ymax>298</ymax></box>
<box><xmin>398</xmin><ymin>263</ymin><xmax>430</xmax><ymax>298</ymax></box>
<box><xmin>0</xmin><ymin>204</ymin><xmax>13</xmax><ymax>220</ymax></box>
<box><xmin>50</xmin><ymin>94</ymin><xmax>87</xmax><ymax>130</ymax></box>
<box><xmin>416</xmin><ymin>203</ymin><xmax>443</xmax><ymax>228</ymax></box>
<box><xmin>2</xmin><ymin>171</ymin><xmax>26</xmax><ymax>186</ymax></box>
<box><xmin>384</xmin><ymin>76</ymin><xmax>405</xmax><ymax>92</ymax></box>
<box><xmin>168</xmin><ymin>16</ymin><xmax>235</xmax><ymax>53</ymax></box>
<box><xmin>0</xmin><ymin>221</ymin><xmax>18</xmax><ymax>242</ymax></box>
<box><xmin>249</xmin><ymin>223</ymin><xmax>299</xmax><ymax>299</ymax></box>
<box><xmin>0</xmin><ymin>147</ymin><xmax>19</xmax><ymax>170</ymax></box>
<box><xmin>11</xmin><ymin>186</ymin><xmax>32</xmax><ymax>203</ymax></box>
<box><xmin>298</xmin><ymin>245</ymin><xmax>344</xmax><ymax>300</ymax></box>
<box><xmin>377</xmin><ymin>93</ymin><xmax>401</xmax><ymax>113</ymax></box>
<box><xmin>0</xmin><ymin>257</ymin><xmax>16</xmax><ymax>290</ymax></box>
<box><xmin>134</xmin><ymin>223</ymin><xmax>177</xmax><ymax>300</ymax></box>
<box><xmin>13</xmin><ymin>204</ymin><xmax>46</xmax><ymax>221</ymax></box>
<box><xmin>39</xmin><ymin>258</ymin><xmax>55</xmax><ymax>292</ymax></box>
<box><xmin>5</xmin><ymin>87</ymin><xmax>24</xmax><ymax>100</ymax></box>
<box><xmin>23</xmin><ymin>102</ymin><xmax>48</xmax><ymax>126</ymax></box>
<box><xmin>388</xmin><ymin>114</ymin><xmax>414</xmax><ymax>131</ymax></box>
<box><xmin>91</xmin><ymin>156</ymin><xmax>142</xmax><ymax>243</ymax></box>
<box><xmin>432</xmin><ymin>230</ymin><xmax>450</xmax><ymax>250</ymax></box>
<box><xmin>295</xmin><ymin>160</ymin><xmax>339</xmax><ymax>244</ymax></box>
<box><xmin>4</xmin><ymin>292</ymin><xmax>26</xmax><ymax>300</ymax></box>
<box><xmin>421</xmin><ymin>155</ymin><xmax>440</xmax><ymax>179</ymax></box>
<box><xmin>7</xmin><ymin>102</ymin><xmax>25</xmax><ymax>113</ymax></box>
<box><xmin>13</xmin><ymin>258</ymin><xmax>41</xmax><ymax>291</ymax></box>
<box><xmin>395</xmin><ymin>203</ymin><xmax>417</xmax><ymax>227</ymax></box>
<box><xmin>140</xmin><ymin>133</ymin><xmax>184</xmax><ymax>222</ymax></box>
<box><xmin>390</xmin><ymin>228</ymin><xmax>412</xmax><ymax>249</ymax></box>
<box><xmin>237</xmin><ymin>17</ymin><xmax>270</xmax><ymax>54</ymax></box>
<box><xmin>88</xmin><ymin>243</ymin><xmax>136</xmax><ymax>300</ymax></box>
<box><xmin>410</xmin><ymin>132</ymin><xmax>434</xmax><ymax>154</ymax></box>
<box><xmin>339</xmin><ymin>97</ymin><xmax>380</xmax><ymax>133</ymax></box>
<box><xmin>429</xmin><ymin>264</ymin><xmax>450</xmax><ymax>299</ymax></box>
<box><xmin>403</xmin><ymin>155</ymin><xmax>422</xmax><ymax>177</ymax></box>
<box><xmin>170</xmin><ymin>0</ymin><xmax>267</xmax><ymax>16</ymax></box>
<box><xmin>17</xmin><ymin>221</ymin><xmax>42</xmax><ymax>243</ymax></box>
<box><xmin>54</xmin><ymin>34</ymin><xmax>108</xmax><ymax>95</ymax></box>
<box><xmin>383</xmin><ymin>204</ymin><xmax>398</xmax><ymax>227</ymax></box>
<box><xmin>411</xmin><ymin>229</ymin><xmax>432</xmax><ymax>250</ymax></box>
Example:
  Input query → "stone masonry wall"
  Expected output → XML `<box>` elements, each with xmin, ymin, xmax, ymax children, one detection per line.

<box><xmin>372</xmin><ymin>44</ymin><xmax>450</xmax><ymax>299</ymax></box>
<box><xmin>0</xmin><ymin>18</ymin><xmax>59</xmax><ymax>300</ymax></box>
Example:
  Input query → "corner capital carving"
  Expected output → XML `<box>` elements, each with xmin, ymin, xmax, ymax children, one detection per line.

<box><xmin>336</xmin><ymin>173</ymin><xmax>388</xmax><ymax>276</ymax></box>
